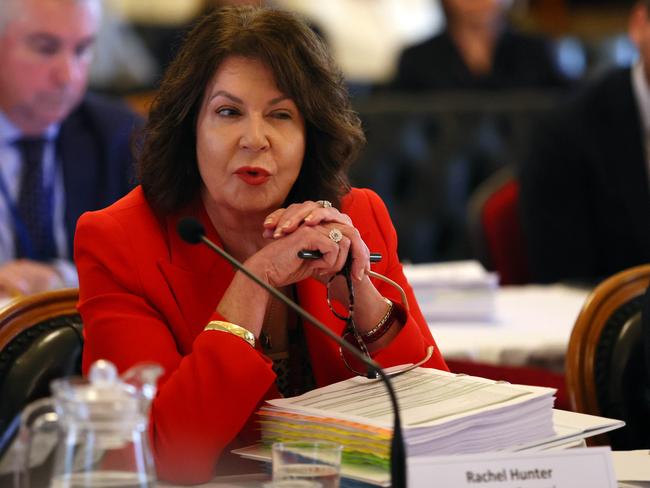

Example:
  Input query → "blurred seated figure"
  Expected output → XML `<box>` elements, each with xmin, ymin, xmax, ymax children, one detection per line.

<box><xmin>519</xmin><ymin>1</ymin><xmax>650</xmax><ymax>284</ymax></box>
<box><xmin>391</xmin><ymin>0</ymin><xmax>569</xmax><ymax>91</ymax></box>
<box><xmin>0</xmin><ymin>0</ymin><xmax>140</xmax><ymax>297</ymax></box>
<box><xmin>370</xmin><ymin>0</ymin><xmax>569</xmax><ymax>263</ymax></box>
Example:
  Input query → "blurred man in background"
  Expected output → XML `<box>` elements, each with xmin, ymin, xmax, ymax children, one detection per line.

<box><xmin>0</xmin><ymin>0</ymin><xmax>140</xmax><ymax>296</ymax></box>
<box><xmin>520</xmin><ymin>1</ymin><xmax>650</xmax><ymax>284</ymax></box>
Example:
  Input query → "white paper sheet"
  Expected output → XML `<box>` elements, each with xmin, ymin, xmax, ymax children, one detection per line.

<box><xmin>612</xmin><ymin>450</ymin><xmax>650</xmax><ymax>482</ymax></box>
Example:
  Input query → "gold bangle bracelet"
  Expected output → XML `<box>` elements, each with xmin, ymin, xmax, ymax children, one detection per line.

<box><xmin>204</xmin><ymin>320</ymin><xmax>255</xmax><ymax>348</ymax></box>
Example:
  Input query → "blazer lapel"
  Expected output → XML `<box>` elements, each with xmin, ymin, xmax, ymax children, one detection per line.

<box><xmin>157</xmin><ymin>204</ymin><xmax>235</xmax><ymax>340</ymax></box>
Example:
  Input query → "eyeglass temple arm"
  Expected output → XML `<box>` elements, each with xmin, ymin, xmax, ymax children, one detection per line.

<box><xmin>367</xmin><ymin>270</ymin><xmax>409</xmax><ymax>312</ymax></box>
<box><xmin>383</xmin><ymin>346</ymin><xmax>435</xmax><ymax>379</ymax></box>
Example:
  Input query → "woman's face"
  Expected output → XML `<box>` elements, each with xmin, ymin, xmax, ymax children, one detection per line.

<box><xmin>196</xmin><ymin>56</ymin><xmax>306</xmax><ymax>217</ymax></box>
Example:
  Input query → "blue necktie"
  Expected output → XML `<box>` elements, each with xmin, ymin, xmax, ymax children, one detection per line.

<box><xmin>13</xmin><ymin>137</ymin><xmax>57</xmax><ymax>261</ymax></box>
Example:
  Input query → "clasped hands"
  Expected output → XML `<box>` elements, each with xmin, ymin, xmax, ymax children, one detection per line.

<box><xmin>225</xmin><ymin>199</ymin><xmax>395</xmax><ymax>348</ymax></box>
<box><xmin>251</xmin><ymin>200</ymin><xmax>370</xmax><ymax>298</ymax></box>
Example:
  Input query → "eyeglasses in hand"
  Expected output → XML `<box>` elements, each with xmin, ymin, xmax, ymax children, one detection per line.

<box><xmin>326</xmin><ymin>260</ymin><xmax>434</xmax><ymax>378</ymax></box>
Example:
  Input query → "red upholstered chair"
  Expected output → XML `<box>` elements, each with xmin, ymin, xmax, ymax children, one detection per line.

<box><xmin>467</xmin><ymin>166</ymin><xmax>530</xmax><ymax>285</ymax></box>
<box><xmin>460</xmin><ymin>169</ymin><xmax>568</xmax><ymax>407</ymax></box>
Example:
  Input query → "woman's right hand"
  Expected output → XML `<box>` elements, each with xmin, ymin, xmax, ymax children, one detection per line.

<box><xmin>246</xmin><ymin>221</ymin><xmax>351</xmax><ymax>288</ymax></box>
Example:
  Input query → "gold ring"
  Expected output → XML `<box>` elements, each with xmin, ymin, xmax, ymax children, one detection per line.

<box><xmin>328</xmin><ymin>228</ymin><xmax>343</xmax><ymax>243</ymax></box>
<box><xmin>317</xmin><ymin>200</ymin><xmax>332</xmax><ymax>208</ymax></box>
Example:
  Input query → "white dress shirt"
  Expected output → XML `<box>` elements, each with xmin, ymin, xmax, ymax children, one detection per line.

<box><xmin>0</xmin><ymin>111</ymin><xmax>78</xmax><ymax>288</ymax></box>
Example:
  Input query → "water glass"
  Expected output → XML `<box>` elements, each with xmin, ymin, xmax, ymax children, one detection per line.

<box><xmin>271</xmin><ymin>441</ymin><xmax>342</xmax><ymax>488</ymax></box>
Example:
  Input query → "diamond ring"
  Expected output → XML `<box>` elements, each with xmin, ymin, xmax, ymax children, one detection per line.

<box><xmin>317</xmin><ymin>200</ymin><xmax>332</xmax><ymax>208</ymax></box>
<box><xmin>328</xmin><ymin>228</ymin><xmax>343</xmax><ymax>243</ymax></box>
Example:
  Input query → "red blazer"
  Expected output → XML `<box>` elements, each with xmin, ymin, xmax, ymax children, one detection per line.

<box><xmin>75</xmin><ymin>186</ymin><xmax>447</xmax><ymax>484</ymax></box>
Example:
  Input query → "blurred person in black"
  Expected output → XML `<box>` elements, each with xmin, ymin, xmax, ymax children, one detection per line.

<box><xmin>520</xmin><ymin>1</ymin><xmax>650</xmax><ymax>284</ymax></box>
<box><xmin>391</xmin><ymin>0</ymin><xmax>568</xmax><ymax>91</ymax></box>
<box><xmin>372</xmin><ymin>0</ymin><xmax>569</xmax><ymax>264</ymax></box>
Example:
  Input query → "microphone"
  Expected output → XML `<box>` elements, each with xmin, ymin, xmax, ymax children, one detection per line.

<box><xmin>177</xmin><ymin>217</ymin><xmax>406</xmax><ymax>488</ymax></box>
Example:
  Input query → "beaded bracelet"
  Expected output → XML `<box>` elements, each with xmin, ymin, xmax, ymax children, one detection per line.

<box><xmin>361</xmin><ymin>298</ymin><xmax>404</xmax><ymax>344</ymax></box>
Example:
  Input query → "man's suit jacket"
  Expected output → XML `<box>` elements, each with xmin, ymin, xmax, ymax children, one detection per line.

<box><xmin>392</xmin><ymin>29</ymin><xmax>567</xmax><ymax>92</ymax></box>
<box><xmin>58</xmin><ymin>93</ymin><xmax>140</xmax><ymax>258</ymax></box>
<box><xmin>639</xmin><ymin>284</ymin><xmax>650</xmax><ymax>446</ymax></box>
<box><xmin>74</xmin><ymin>186</ymin><xmax>448</xmax><ymax>484</ymax></box>
<box><xmin>519</xmin><ymin>68</ymin><xmax>650</xmax><ymax>283</ymax></box>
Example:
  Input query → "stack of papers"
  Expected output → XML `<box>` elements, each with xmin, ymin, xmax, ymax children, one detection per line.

<box><xmin>257</xmin><ymin>367</ymin><xmax>555</xmax><ymax>469</ymax></box>
<box><xmin>402</xmin><ymin>261</ymin><xmax>498</xmax><ymax>321</ymax></box>
<box><xmin>238</xmin><ymin>369</ymin><xmax>623</xmax><ymax>486</ymax></box>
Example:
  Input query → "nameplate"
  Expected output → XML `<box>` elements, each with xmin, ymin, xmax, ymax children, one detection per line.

<box><xmin>408</xmin><ymin>447</ymin><xmax>616</xmax><ymax>488</ymax></box>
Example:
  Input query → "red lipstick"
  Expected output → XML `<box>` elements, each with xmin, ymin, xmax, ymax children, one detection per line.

<box><xmin>234</xmin><ymin>166</ymin><xmax>271</xmax><ymax>186</ymax></box>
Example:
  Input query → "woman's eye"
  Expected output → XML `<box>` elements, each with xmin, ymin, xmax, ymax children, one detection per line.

<box><xmin>271</xmin><ymin>111</ymin><xmax>292</xmax><ymax>120</ymax></box>
<box><xmin>216</xmin><ymin>107</ymin><xmax>240</xmax><ymax>117</ymax></box>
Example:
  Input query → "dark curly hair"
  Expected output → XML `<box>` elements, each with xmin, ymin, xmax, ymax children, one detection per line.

<box><xmin>137</xmin><ymin>6</ymin><xmax>366</xmax><ymax>215</ymax></box>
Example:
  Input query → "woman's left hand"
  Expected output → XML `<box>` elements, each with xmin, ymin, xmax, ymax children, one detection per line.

<box><xmin>263</xmin><ymin>200</ymin><xmax>370</xmax><ymax>283</ymax></box>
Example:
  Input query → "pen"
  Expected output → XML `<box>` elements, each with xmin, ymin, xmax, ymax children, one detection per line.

<box><xmin>298</xmin><ymin>250</ymin><xmax>382</xmax><ymax>262</ymax></box>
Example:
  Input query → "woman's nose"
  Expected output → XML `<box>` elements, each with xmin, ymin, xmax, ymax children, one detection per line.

<box><xmin>239</xmin><ymin>116</ymin><xmax>270</xmax><ymax>151</ymax></box>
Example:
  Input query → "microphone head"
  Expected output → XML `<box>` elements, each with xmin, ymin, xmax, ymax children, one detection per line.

<box><xmin>177</xmin><ymin>217</ymin><xmax>206</xmax><ymax>244</ymax></box>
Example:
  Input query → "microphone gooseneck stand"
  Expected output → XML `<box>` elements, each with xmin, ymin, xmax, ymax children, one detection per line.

<box><xmin>177</xmin><ymin>217</ymin><xmax>406</xmax><ymax>488</ymax></box>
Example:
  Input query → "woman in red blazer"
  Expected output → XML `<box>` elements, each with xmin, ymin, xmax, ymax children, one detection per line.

<box><xmin>75</xmin><ymin>6</ymin><xmax>447</xmax><ymax>484</ymax></box>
